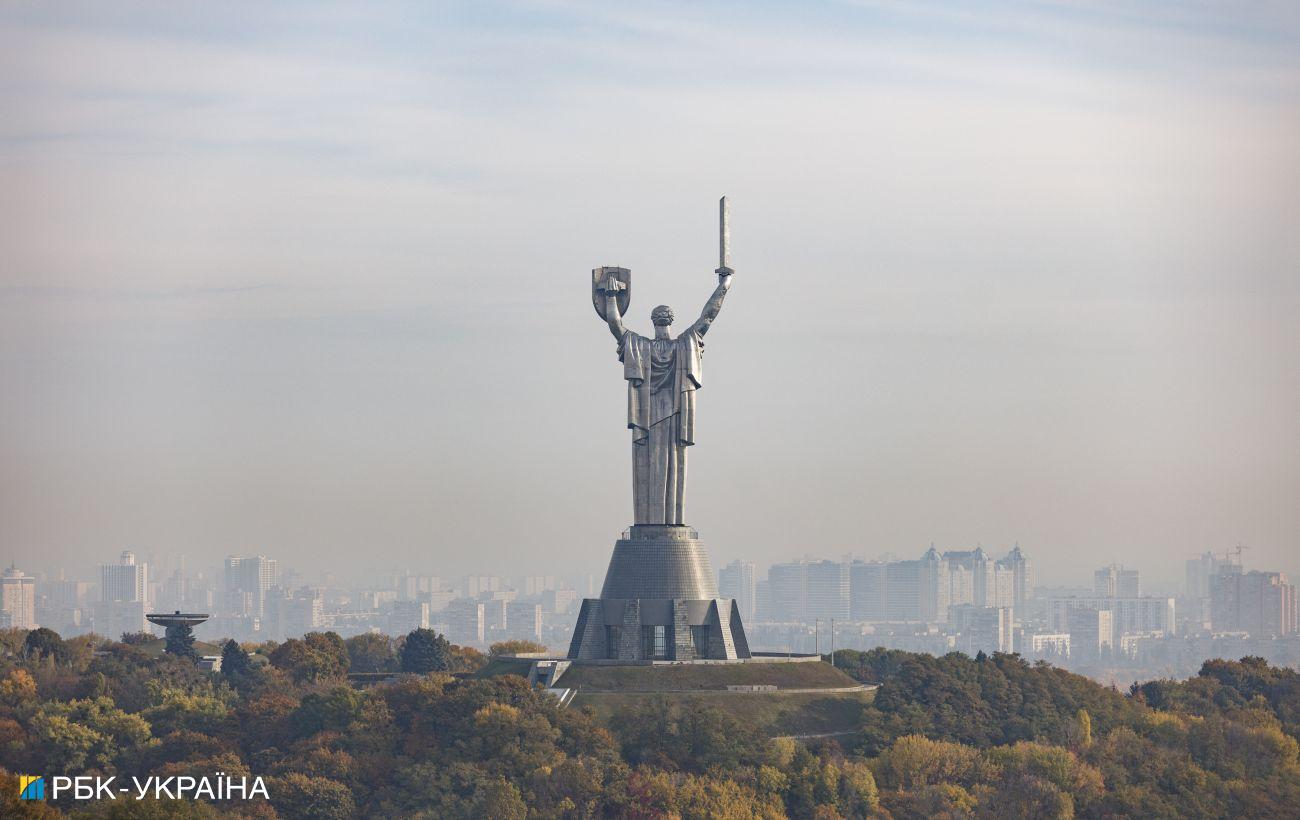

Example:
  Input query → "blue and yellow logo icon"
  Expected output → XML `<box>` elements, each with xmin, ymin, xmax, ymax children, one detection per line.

<box><xmin>18</xmin><ymin>775</ymin><xmax>45</xmax><ymax>800</ymax></box>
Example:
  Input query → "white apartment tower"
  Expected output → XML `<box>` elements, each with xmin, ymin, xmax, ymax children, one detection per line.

<box><xmin>0</xmin><ymin>566</ymin><xmax>37</xmax><ymax>629</ymax></box>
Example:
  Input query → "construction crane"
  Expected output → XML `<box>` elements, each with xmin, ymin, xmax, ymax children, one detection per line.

<box><xmin>1221</xmin><ymin>543</ymin><xmax>1249</xmax><ymax>567</ymax></box>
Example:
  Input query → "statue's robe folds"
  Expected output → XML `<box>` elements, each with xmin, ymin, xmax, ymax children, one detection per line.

<box><xmin>619</xmin><ymin>328</ymin><xmax>704</xmax><ymax>525</ymax></box>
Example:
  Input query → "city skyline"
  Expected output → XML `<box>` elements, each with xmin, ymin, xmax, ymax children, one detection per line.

<box><xmin>4</xmin><ymin>537</ymin><xmax>1294</xmax><ymax>688</ymax></box>
<box><xmin>1</xmin><ymin>536</ymin><xmax>1285</xmax><ymax>595</ymax></box>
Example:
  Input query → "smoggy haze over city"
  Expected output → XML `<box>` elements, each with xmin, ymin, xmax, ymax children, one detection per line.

<box><xmin>2</xmin><ymin>2</ymin><xmax>1297</xmax><ymax>588</ymax></box>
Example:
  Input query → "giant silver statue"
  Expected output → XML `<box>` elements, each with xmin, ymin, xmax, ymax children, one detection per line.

<box><xmin>593</xmin><ymin>198</ymin><xmax>734</xmax><ymax>526</ymax></box>
<box><xmin>568</xmin><ymin>198</ymin><xmax>751</xmax><ymax>662</ymax></box>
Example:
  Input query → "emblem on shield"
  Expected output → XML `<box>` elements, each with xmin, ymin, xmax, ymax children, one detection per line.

<box><xmin>592</xmin><ymin>267</ymin><xmax>631</xmax><ymax>320</ymax></box>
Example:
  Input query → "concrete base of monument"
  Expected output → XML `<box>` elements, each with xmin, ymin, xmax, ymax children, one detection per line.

<box><xmin>567</xmin><ymin>597</ymin><xmax>754</xmax><ymax>661</ymax></box>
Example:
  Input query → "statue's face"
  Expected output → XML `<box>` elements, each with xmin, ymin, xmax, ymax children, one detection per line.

<box><xmin>651</xmin><ymin>305</ymin><xmax>674</xmax><ymax>327</ymax></box>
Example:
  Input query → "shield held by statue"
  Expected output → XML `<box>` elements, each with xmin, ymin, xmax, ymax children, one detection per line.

<box><xmin>592</xmin><ymin>266</ymin><xmax>631</xmax><ymax>321</ymax></box>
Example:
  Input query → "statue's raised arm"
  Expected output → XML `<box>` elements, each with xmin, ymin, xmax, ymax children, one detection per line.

<box><xmin>685</xmin><ymin>269</ymin><xmax>732</xmax><ymax>338</ymax></box>
<box><xmin>686</xmin><ymin>195</ymin><xmax>735</xmax><ymax>338</ymax></box>
<box><xmin>602</xmin><ymin>275</ymin><xmax>627</xmax><ymax>340</ymax></box>
<box><xmin>592</xmin><ymin>266</ymin><xmax>631</xmax><ymax>341</ymax></box>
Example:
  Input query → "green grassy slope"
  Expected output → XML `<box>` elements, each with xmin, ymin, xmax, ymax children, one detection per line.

<box><xmin>556</xmin><ymin>661</ymin><xmax>860</xmax><ymax>691</ymax></box>
<box><xmin>573</xmin><ymin>688</ymin><xmax>875</xmax><ymax>738</ymax></box>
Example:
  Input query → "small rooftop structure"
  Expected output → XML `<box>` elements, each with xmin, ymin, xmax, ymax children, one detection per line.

<box><xmin>146</xmin><ymin>610</ymin><xmax>211</xmax><ymax>628</ymax></box>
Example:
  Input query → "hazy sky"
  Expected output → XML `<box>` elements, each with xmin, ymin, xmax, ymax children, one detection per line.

<box><xmin>2</xmin><ymin>1</ymin><xmax>1297</xmax><ymax>588</ymax></box>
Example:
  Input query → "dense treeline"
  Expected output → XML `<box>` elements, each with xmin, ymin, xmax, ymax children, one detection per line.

<box><xmin>834</xmin><ymin>648</ymin><xmax>1300</xmax><ymax>817</ymax></box>
<box><xmin>0</xmin><ymin>628</ymin><xmax>1295</xmax><ymax>818</ymax></box>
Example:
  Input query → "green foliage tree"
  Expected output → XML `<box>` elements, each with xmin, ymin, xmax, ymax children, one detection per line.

<box><xmin>616</xmin><ymin>698</ymin><xmax>755</xmax><ymax>773</ymax></box>
<box><xmin>344</xmin><ymin>632</ymin><xmax>394</xmax><ymax>673</ymax></box>
<box><xmin>142</xmin><ymin>687</ymin><xmax>231</xmax><ymax>736</ymax></box>
<box><xmin>292</xmin><ymin>686</ymin><xmax>368</xmax><ymax>737</ymax></box>
<box><xmin>23</xmin><ymin>627</ymin><xmax>65</xmax><ymax>661</ymax></box>
<box><xmin>119</xmin><ymin>631</ymin><xmax>154</xmax><ymax>646</ymax></box>
<box><xmin>400</xmin><ymin>628</ymin><xmax>452</xmax><ymax>674</ymax></box>
<box><xmin>221</xmin><ymin>639</ymin><xmax>254</xmax><ymax>680</ymax></box>
<box><xmin>30</xmin><ymin>697</ymin><xmax>153</xmax><ymax>771</ymax></box>
<box><xmin>163</xmin><ymin>623</ymin><xmax>197</xmax><ymax>659</ymax></box>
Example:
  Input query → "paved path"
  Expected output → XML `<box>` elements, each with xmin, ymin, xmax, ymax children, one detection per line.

<box><xmin>571</xmin><ymin>684</ymin><xmax>877</xmax><ymax>695</ymax></box>
<box><xmin>775</xmin><ymin>729</ymin><xmax>862</xmax><ymax>740</ymax></box>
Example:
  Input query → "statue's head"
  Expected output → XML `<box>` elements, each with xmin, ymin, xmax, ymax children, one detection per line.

<box><xmin>651</xmin><ymin>305</ymin><xmax>675</xmax><ymax>327</ymax></box>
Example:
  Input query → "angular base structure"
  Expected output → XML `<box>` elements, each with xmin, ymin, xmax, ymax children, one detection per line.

<box><xmin>568</xmin><ymin>525</ymin><xmax>751</xmax><ymax>661</ymax></box>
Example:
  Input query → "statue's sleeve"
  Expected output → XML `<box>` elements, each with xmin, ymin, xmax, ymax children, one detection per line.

<box><xmin>680</xmin><ymin>328</ymin><xmax>704</xmax><ymax>391</ymax></box>
<box><xmin>620</xmin><ymin>331</ymin><xmax>651</xmax><ymax>441</ymax></box>
<box><xmin>619</xmin><ymin>330</ymin><xmax>649</xmax><ymax>385</ymax></box>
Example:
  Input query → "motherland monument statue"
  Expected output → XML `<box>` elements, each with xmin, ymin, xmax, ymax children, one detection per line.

<box><xmin>568</xmin><ymin>198</ymin><xmax>751</xmax><ymax>662</ymax></box>
<box><xmin>592</xmin><ymin>201</ymin><xmax>734</xmax><ymax>525</ymax></box>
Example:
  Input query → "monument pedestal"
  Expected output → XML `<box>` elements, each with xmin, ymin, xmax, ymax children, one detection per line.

<box><xmin>567</xmin><ymin>525</ymin><xmax>751</xmax><ymax>661</ymax></box>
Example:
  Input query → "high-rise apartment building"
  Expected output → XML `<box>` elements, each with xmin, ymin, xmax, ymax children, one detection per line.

<box><xmin>1047</xmin><ymin>596</ymin><xmax>1174</xmax><ymax>644</ymax></box>
<box><xmin>0</xmin><ymin>566</ymin><xmax>37</xmax><ymax>629</ymax></box>
<box><xmin>102</xmin><ymin>551</ymin><xmax>148</xmax><ymax>604</ymax></box>
<box><xmin>754</xmin><ymin>579</ymin><xmax>771</xmax><ymax>621</ymax></box>
<box><xmin>942</xmin><ymin>548</ymin><xmax>996</xmax><ymax>607</ymax></box>
<box><xmin>806</xmin><ymin>560</ymin><xmax>849</xmax><ymax>620</ymax></box>
<box><xmin>1210</xmin><ymin>567</ymin><xmax>1297</xmax><ymax>637</ymax></box>
<box><xmin>888</xmin><ymin>547</ymin><xmax>950</xmax><ymax>622</ymax></box>
<box><xmin>768</xmin><ymin>562</ymin><xmax>807</xmax><ymax>621</ymax></box>
<box><xmin>97</xmin><ymin>551</ymin><xmax>149</xmax><ymax>635</ymax></box>
<box><xmin>520</xmin><ymin>576</ymin><xmax>556</xmax><ymax>596</ymax></box>
<box><xmin>264</xmin><ymin>588</ymin><xmax>324</xmax><ymax>640</ymax></box>
<box><xmin>766</xmin><ymin>560</ymin><xmax>849</xmax><ymax>621</ymax></box>
<box><xmin>1065</xmin><ymin>608</ymin><xmax>1114</xmax><ymax>659</ymax></box>
<box><xmin>1094</xmin><ymin>564</ymin><xmax>1140</xmax><ymax>597</ymax></box>
<box><xmin>542</xmin><ymin>587</ymin><xmax>578</xmax><ymax>616</ymax></box>
<box><xmin>397</xmin><ymin>575</ymin><xmax>442</xmax><ymax>601</ymax></box>
<box><xmin>998</xmin><ymin>545</ymin><xmax>1034</xmax><ymax>613</ymax></box>
<box><xmin>483</xmin><ymin>598</ymin><xmax>508</xmax><ymax>631</ymax></box>
<box><xmin>1185</xmin><ymin>552</ymin><xmax>1220</xmax><ymax>599</ymax></box>
<box><xmin>224</xmin><ymin>556</ymin><xmax>279</xmax><ymax>618</ymax></box>
<box><xmin>506</xmin><ymin>601</ymin><xmax>543</xmax><ymax>641</ymax></box>
<box><xmin>388</xmin><ymin>600</ymin><xmax>429</xmax><ymax>634</ymax></box>
<box><xmin>718</xmin><ymin>561</ymin><xmax>757</xmax><ymax>622</ymax></box>
<box><xmin>428</xmin><ymin>589</ymin><xmax>457</xmax><ymax>614</ymax></box>
<box><xmin>465</xmin><ymin>575</ymin><xmax>500</xmax><ymax>598</ymax></box>
<box><xmin>849</xmin><ymin>561</ymin><xmax>888</xmax><ymax>620</ymax></box>
<box><xmin>445</xmin><ymin>599</ymin><xmax>486</xmax><ymax>645</ymax></box>
<box><xmin>948</xmin><ymin>604</ymin><xmax>1014</xmax><ymax>655</ymax></box>
<box><xmin>37</xmin><ymin>579</ymin><xmax>91</xmax><ymax>635</ymax></box>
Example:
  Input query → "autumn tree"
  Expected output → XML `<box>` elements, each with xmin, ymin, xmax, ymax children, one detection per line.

<box><xmin>489</xmin><ymin>639</ymin><xmax>549</xmax><ymax>656</ymax></box>
<box><xmin>269</xmin><ymin>632</ymin><xmax>350</xmax><ymax>683</ymax></box>
<box><xmin>268</xmin><ymin>773</ymin><xmax>356</xmax><ymax>820</ymax></box>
